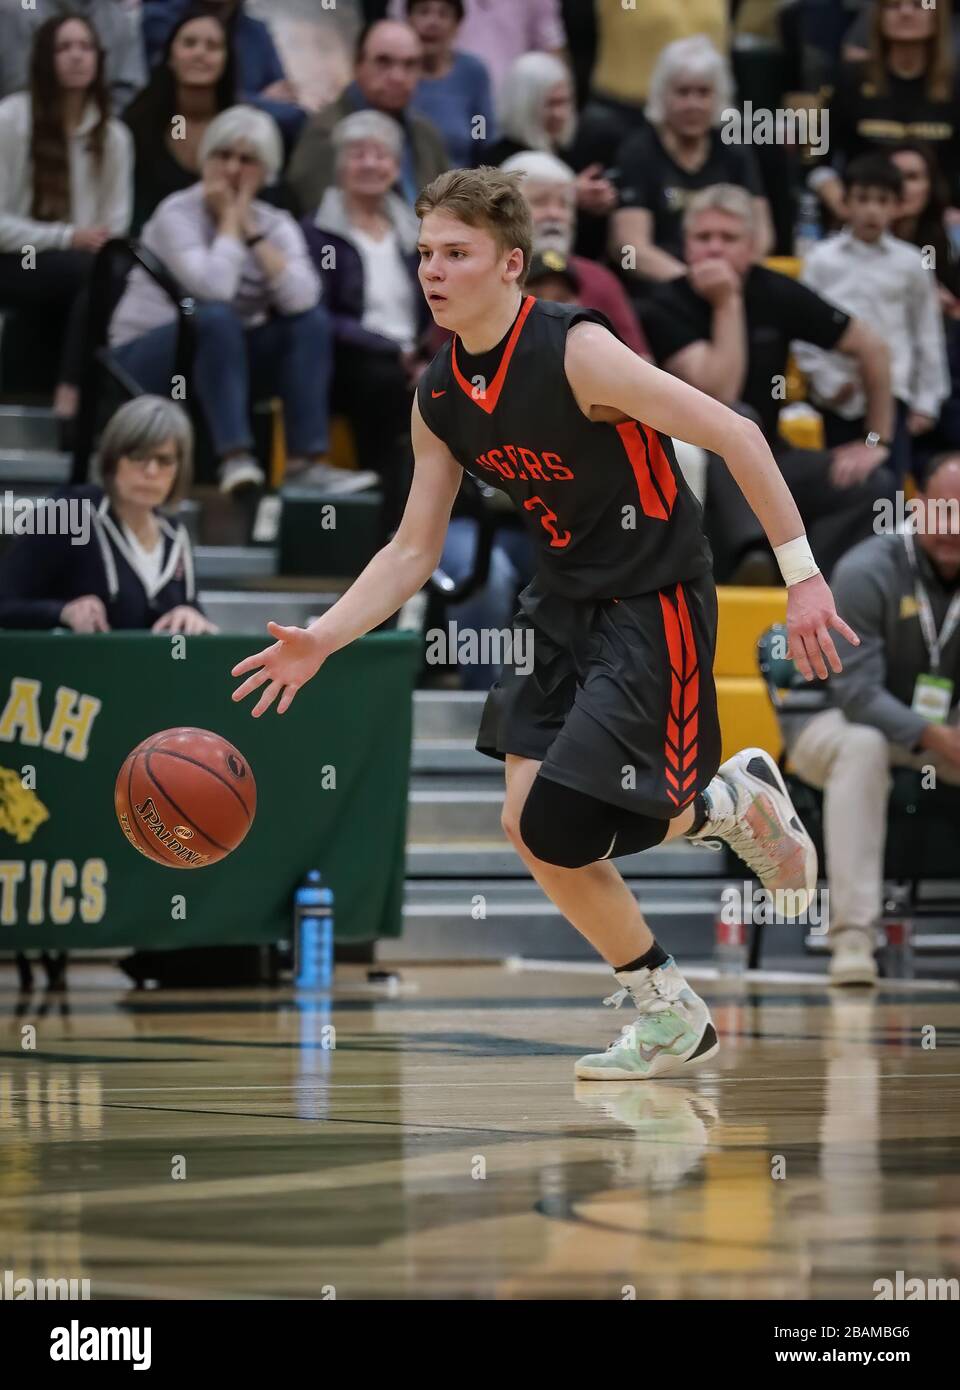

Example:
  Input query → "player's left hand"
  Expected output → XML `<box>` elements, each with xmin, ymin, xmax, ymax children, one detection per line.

<box><xmin>153</xmin><ymin>606</ymin><xmax>219</xmax><ymax>635</ymax></box>
<box><xmin>785</xmin><ymin>573</ymin><xmax>860</xmax><ymax>682</ymax></box>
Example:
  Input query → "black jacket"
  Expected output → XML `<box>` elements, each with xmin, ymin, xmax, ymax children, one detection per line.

<box><xmin>0</xmin><ymin>485</ymin><xmax>203</xmax><ymax>630</ymax></box>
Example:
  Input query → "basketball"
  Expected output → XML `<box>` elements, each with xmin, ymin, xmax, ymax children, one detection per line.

<box><xmin>115</xmin><ymin>727</ymin><xmax>256</xmax><ymax>869</ymax></box>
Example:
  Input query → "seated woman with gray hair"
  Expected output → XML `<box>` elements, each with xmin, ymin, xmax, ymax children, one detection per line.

<box><xmin>110</xmin><ymin>106</ymin><xmax>354</xmax><ymax>496</ymax></box>
<box><xmin>302</xmin><ymin>109</ymin><xmax>433</xmax><ymax>535</ymax></box>
<box><xmin>0</xmin><ymin>395</ymin><xmax>215</xmax><ymax>633</ymax></box>
<box><xmin>485</xmin><ymin>52</ymin><xmax>619</xmax><ymax>258</ymax></box>
<box><xmin>612</xmin><ymin>35</ymin><xmax>774</xmax><ymax>288</ymax></box>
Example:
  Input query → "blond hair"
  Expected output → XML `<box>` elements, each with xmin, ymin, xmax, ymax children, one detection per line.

<box><xmin>415</xmin><ymin>167</ymin><xmax>533</xmax><ymax>284</ymax></box>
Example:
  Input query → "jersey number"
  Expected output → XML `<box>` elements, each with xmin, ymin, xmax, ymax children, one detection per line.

<box><xmin>523</xmin><ymin>495</ymin><xmax>571</xmax><ymax>549</ymax></box>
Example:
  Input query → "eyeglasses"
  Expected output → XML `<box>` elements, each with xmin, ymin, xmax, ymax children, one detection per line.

<box><xmin>369</xmin><ymin>54</ymin><xmax>421</xmax><ymax>73</ymax></box>
<box><xmin>126</xmin><ymin>453</ymin><xmax>178</xmax><ymax>470</ymax></box>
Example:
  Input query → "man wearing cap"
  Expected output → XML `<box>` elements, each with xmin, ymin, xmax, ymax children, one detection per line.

<box><xmin>500</xmin><ymin>149</ymin><xmax>648</xmax><ymax>356</ymax></box>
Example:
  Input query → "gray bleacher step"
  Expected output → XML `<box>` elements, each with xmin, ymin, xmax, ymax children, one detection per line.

<box><xmin>198</xmin><ymin>589</ymin><xmax>340</xmax><ymax>633</ymax></box>
<box><xmin>0</xmin><ymin>405</ymin><xmax>60</xmax><ymax>451</ymax></box>
<box><xmin>0</xmin><ymin>449</ymin><xmax>70</xmax><ymax>483</ymax></box>
<box><xmin>408</xmin><ymin>786</ymin><xmax>506</xmax><ymax>840</ymax></box>
<box><xmin>194</xmin><ymin>545</ymin><xmax>277</xmax><ymax>581</ymax></box>
<box><xmin>412</xmin><ymin>738</ymin><xmax>493</xmax><ymax>774</ymax></box>
<box><xmin>387</xmin><ymin>877</ymin><xmax>729</xmax><ymax>962</ymax></box>
<box><xmin>413</xmin><ymin>689</ymin><xmax>486</xmax><ymax>741</ymax></box>
<box><xmin>406</xmin><ymin>838</ymin><xmax>725</xmax><ymax>878</ymax></box>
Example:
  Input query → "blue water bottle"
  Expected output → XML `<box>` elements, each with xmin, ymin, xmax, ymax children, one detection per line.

<box><xmin>294</xmin><ymin>870</ymin><xmax>334</xmax><ymax>988</ymax></box>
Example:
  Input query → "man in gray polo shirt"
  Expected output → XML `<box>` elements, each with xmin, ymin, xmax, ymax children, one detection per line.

<box><xmin>785</xmin><ymin>454</ymin><xmax>960</xmax><ymax>985</ymax></box>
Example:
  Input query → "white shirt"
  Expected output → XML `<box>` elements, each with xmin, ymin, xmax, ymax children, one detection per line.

<box><xmin>121</xmin><ymin>524</ymin><xmax>165</xmax><ymax>598</ymax></box>
<box><xmin>351</xmin><ymin>227</ymin><xmax>417</xmax><ymax>353</ymax></box>
<box><xmin>792</xmin><ymin>228</ymin><xmax>950</xmax><ymax>420</ymax></box>
<box><xmin>0</xmin><ymin>92</ymin><xmax>133</xmax><ymax>253</ymax></box>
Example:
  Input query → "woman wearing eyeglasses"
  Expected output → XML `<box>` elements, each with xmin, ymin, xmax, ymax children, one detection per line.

<box><xmin>811</xmin><ymin>0</ymin><xmax>960</xmax><ymax>226</ymax></box>
<box><xmin>0</xmin><ymin>395</ymin><xmax>216</xmax><ymax>635</ymax></box>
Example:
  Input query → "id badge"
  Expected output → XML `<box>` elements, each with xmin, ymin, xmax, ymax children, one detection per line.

<box><xmin>911</xmin><ymin>674</ymin><xmax>954</xmax><ymax>724</ymax></box>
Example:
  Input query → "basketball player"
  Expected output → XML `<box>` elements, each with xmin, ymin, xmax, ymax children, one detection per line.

<box><xmin>232</xmin><ymin>168</ymin><xmax>860</xmax><ymax>1080</ymax></box>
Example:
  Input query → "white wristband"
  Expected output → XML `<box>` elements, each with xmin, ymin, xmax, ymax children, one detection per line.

<box><xmin>774</xmin><ymin>535</ymin><xmax>820</xmax><ymax>586</ymax></box>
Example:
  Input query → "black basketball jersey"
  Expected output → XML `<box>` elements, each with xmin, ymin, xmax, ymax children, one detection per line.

<box><xmin>417</xmin><ymin>296</ymin><xmax>712</xmax><ymax>601</ymax></box>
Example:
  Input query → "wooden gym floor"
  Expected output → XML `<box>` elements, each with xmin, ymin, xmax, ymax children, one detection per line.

<box><xmin>1</xmin><ymin>962</ymin><xmax>959</xmax><ymax>1301</ymax></box>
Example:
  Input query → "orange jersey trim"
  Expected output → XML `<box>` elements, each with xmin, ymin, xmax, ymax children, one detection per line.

<box><xmin>659</xmin><ymin>583</ymin><xmax>699</xmax><ymax>809</ymax></box>
<box><xmin>615</xmin><ymin>422</ymin><xmax>677</xmax><ymax>520</ymax></box>
<box><xmin>450</xmin><ymin>295</ymin><xmax>537</xmax><ymax>414</ymax></box>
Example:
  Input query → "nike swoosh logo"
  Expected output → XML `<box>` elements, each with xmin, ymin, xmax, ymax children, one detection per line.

<box><xmin>637</xmin><ymin>1033</ymin><xmax>687</xmax><ymax>1063</ymax></box>
<box><xmin>431</xmin><ymin>389</ymin><xmax>446</xmax><ymax>398</ymax></box>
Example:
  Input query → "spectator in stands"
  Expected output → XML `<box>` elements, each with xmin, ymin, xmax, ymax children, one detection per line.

<box><xmin>811</xmin><ymin>0</ymin><xmax>960</xmax><ymax>223</ymax></box>
<box><xmin>287</xmin><ymin>21</ymin><xmax>448</xmax><ymax>215</ymax></box>
<box><xmin>303</xmin><ymin>111</ymin><xmax>433</xmax><ymax>531</ymax></box>
<box><xmin>403</xmin><ymin>0</ymin><xmax>495</xmax><ymax>167</ymax></box>
<box><xmin>386</xmin><ymin>0</ymin><xmax>567</xmax><ymax>95</ymax></box>
<box><xmin>890</xmin><ymin>139</ymin><xmax>960</xmax><ymax>306</ymax></box>
<box><xmin>0</xmin><ymin>15</ymin><xmax>133</xmax><ymax>422</ymax></box>
<box><xmin>783</xmin><ymin>453</ymin><xmax>960</xmax><ymax>986</ymax></box>
<box><xmin>123</xmin><ymin>9</ymin><xmax>236</xmax><ymax>234</ymax></box>
<box><xmin>642</xmin><ymin>184</ymin><xmax>896</xmax><ymax>581</ymax></box>
<box><xmin>109</xmin><ymin>107</ymin><xmax>348</xmax><ymax>498</ymax></box>
<box><xmin>582</xmin><ymin>0</ymin><xmax>727</xmax><ymax>151</ymax></box>
<box><xmin>0</xmin><ymin>395</ymin><xmax>214</xmax><ymax>633</ymax></box>
<box><xmin>499</xmin><ymin>150</ymin><xmax>647</xmax><ymax>355</ymax></box>
<box><xmin>612</xmin><ymin>36</ymin><xmax>773</xmax><ymax>289</ymax></box>
<box><xmin>794</xmin><ymin>154</ymin><xmax>949</xmax><ymax>484</ymax></box>
<box><xmin>889</xmin><ymin>140</ymin><xmax>960</xmax><ymax>471</ymax></box>
<box><xmin>0</xmin><ymin>0</ymin><xmax>146</xmax><ymax>115</ymax></box>
<box><xmin>486</xmin><ymin>53</ymin><xmax>617</xmax><ymax>238</ymax></box>
<box><xmin>142</xmin><ymin>0</ymin><xmax>307</xmax><ymax>147</ymax></box>
<box><xmin>843</xmin><ymin>0</ymin><xmax>960</xmax><ymax>68</ymax></box>
<box><xmin>523</xmin><ymin>247</ymin><xmax>580</xmax><ymax>303</ymax></box>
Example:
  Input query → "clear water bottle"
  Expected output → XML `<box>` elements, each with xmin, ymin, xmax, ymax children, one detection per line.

<box><xmin>715</xmin><ymin>913</ymin><xmax>748</xmax><ymax>976</ymax></box>
<box><xmin>883</xmin><ymin>890</ymin><xmax>914</xmax><ymax>979</ymax></box>
<box><xmin>294</xmin><ymin>870</ymin><xmax>334</xmax><ymax>988</ymax></box>
<box><xmin>794</xmin><ymin>190</ymin><xmax>822</xmax><ymax>259</ymax></box>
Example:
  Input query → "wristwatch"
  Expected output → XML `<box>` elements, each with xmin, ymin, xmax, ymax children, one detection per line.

<box><xmin>864</xmin><ymin>431</ymin><xmax>891</xmax><ymax>449</ymax></box>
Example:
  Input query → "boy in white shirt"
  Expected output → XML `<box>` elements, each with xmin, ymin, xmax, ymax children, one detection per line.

<box><xmin>794</xmin><ymin>153</ymin><xmax>950</xmax><ymax>484</ymax></box>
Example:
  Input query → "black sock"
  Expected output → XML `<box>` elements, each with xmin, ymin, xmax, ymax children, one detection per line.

<box><xmin>614</xmin><ymin>941</ymin><xmax>669</xmax><ymax>973</ymax></box>
<box><xmin>684</xmin><ymin>792</ymin><xmax>709</xmax><ymax>837</ymax></box>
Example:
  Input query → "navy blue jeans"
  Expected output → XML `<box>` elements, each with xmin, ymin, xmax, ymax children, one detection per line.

<box><xmin>113</xmin><ymin>302</ymin><xmax>333</xmax><ymax>458</ymax></box>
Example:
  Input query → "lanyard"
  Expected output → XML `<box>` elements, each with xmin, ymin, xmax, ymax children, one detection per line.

<box><xmin>903</xmin><ymin>531</ymin><xmax>960</xmax><ymax>674</ymax></box>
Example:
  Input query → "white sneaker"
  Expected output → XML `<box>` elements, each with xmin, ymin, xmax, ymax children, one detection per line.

<box><xmin>829</xmin><ymin>927</ymin><xmax>878</xmax><ymax>987</ymax></box>
<box><xmin>575</xmin><ymin>957</ymin><xmax>719</xmax><ymax>1080</ymax></box>
<box><xmin>218</xmin><ymin>455</ymin><xmax>266</xmax><ymax>495</ymax></box>
<box><xmin>691</xmin><ymin>747</ymin><xmax>817</xmax><ymax>916</ymax></box>
<box><xmin>284</xmin><ymin>462</ymin><xmax>379</xmax><ymax>495</ymax></box>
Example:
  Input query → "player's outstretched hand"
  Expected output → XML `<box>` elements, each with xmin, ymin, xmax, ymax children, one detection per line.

<box><xmin>230</xmin><ymin>621</ymin><xmax>327</xmax><ymax>717</ymax></box>
<box><xmin>785</xmin><ymin>573</ymin><xmax>860</xmax><ymax>682</ymax></box>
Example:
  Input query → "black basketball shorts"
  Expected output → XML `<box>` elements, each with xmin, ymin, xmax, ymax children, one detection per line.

<box><xmin>476</xmin><ymin>571</ymin><xmax>722</xmax><ymax>820</ymax></box>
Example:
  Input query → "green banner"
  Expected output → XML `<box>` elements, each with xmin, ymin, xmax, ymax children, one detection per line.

<box><xmin>0</xmin><ymin>631</ymin><xmax>418</xmax><ymax>948</ymax></box>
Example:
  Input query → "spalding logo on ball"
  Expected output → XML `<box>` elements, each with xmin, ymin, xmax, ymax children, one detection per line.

<box><xmin>115</xmin><ymin>727</ymin><xmax>256</xmax><ymax>868</ymax></box>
